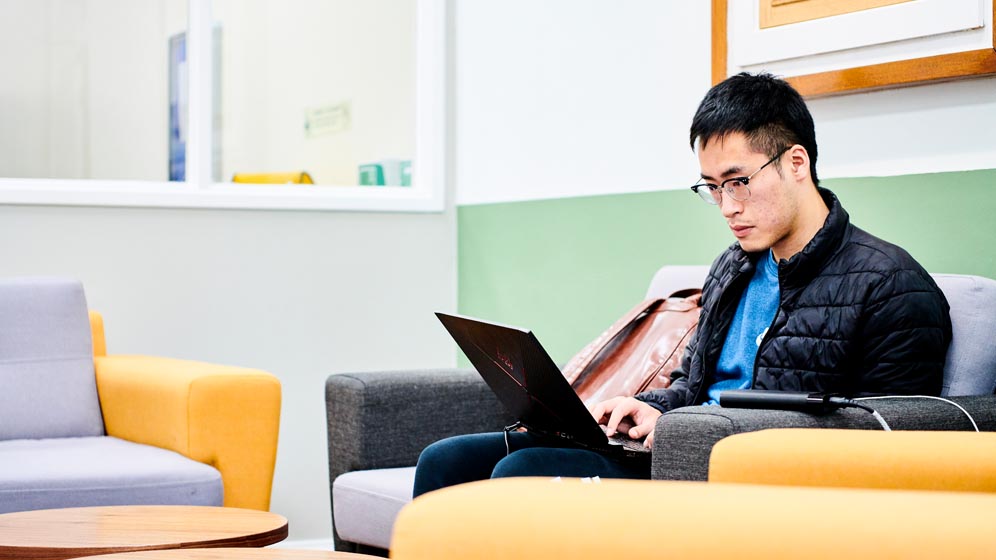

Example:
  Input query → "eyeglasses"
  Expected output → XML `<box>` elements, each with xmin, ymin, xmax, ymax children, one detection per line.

<box><xmin>690</xmin><ymin>146</ymin><xmax>790</xmax><ymax>205</ymax></box>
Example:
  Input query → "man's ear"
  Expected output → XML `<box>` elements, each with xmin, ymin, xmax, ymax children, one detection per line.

<box><xmin>788</xmin><ymin>145</ymin><xmax>810</xmax><ymax>181</ymax></box>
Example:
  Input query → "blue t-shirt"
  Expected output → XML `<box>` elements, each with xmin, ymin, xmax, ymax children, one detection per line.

<box><xmin>705</xmin><ymin>251</ymin><xmax>780</xmax><ymax>405</ymax></box>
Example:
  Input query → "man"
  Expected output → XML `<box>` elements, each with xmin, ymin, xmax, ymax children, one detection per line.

<box><xmin>595</xmin><ymin>72</ymin><xmax>951</xmax><ymax>447</ymax></box>
<box><xmin>413</xmin><ymin>72</ymin><xmax>951</xmax><ymax>497</ymax></box>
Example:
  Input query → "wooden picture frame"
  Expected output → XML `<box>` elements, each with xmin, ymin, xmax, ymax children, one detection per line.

<box><xmin>712</xmin><ymin>0</ymin><xmax>996</xmax><ymax>97</ymax></box>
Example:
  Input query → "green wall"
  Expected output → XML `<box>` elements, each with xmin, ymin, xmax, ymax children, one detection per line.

<box><xmin>457</xmin><ymin>169</ymin><xmax>996</xmax><ymax>364</ymax></box>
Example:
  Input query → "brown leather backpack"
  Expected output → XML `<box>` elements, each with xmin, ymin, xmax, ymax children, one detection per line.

<box><xmin>562</xmin><ymin>289</ymin><xmax>702</xmax><ymax>408</ymax></box>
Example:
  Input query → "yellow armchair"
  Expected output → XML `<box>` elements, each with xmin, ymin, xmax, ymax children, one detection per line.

<box><xmin>391</xmin><ymin>430</ymin><xmax>996</xmax><ymax>558</ymax></box>
<box><xmin>89</xmin><ymin>311</ymin><xmax>281</xmax><ymax>511</ymax></box>
<box><xmin>390</xmin><ymin>477</ymin><xmax>996</xmax><ymax>559</ymax></box>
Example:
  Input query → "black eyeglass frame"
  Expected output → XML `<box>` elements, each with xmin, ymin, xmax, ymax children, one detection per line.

<box><xmin>690</xmin><ymin>146</ymin><xmax>791</xmax><ymax>205</ymax></box>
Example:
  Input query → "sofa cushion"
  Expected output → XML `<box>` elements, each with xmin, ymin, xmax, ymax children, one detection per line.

<box><xmin>0</xmin><ymin>277</ymin><xmax>104</xmax><ymax>440</ymax></box>
<box><xmin>0</xmin><ymin>436</ymin><xmax>223</xmax><ymax>513</ymax></box>
<box><xmin>333</xmin><ymin>466</ymin><xmax>416</xmax><ymax>549</ymax></box>
<box><xmin>932</xmin><ymin>274</ymin><xmax>996</xmax><ymax>396</ymax></box>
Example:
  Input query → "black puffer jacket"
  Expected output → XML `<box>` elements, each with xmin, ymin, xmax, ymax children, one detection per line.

<box><xmin>638</xmin><ymin>188</ymin><xmax>951</xmax><ymax>413</ymax></box>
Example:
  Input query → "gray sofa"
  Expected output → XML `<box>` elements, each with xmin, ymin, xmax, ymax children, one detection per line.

<box><xmin>325</xmin><ymin>266</ymin><xmax>996</xmax><ymax>555</ymax></box>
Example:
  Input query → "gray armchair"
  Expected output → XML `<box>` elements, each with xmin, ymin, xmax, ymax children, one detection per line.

<box><xmin>325</xmin><ymin>267</ymin><xmax>996</xmax><ymax>555</ymax></box>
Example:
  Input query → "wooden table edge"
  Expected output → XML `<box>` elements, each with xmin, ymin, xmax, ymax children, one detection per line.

<box><xmin>0</xmin><ymin>510</ymin><xmax>288</xmax><ymax>560</ymax></box>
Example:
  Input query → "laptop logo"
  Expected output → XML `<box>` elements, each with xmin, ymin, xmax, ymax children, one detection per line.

<box><xmin>472</xmin><ymin>339</ymin><xmax>526</xmax><ymax>388</ymax></box>
<box><xmin>496</xmin><ymin>348</ymin><xmax>514</xmax><ymax>371</ymax></box>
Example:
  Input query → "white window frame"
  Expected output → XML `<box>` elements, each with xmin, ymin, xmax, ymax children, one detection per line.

<box><xmin>0</xmin><ymin>0</ymin><xmax>446</xmax><ymax>212</ymax></box>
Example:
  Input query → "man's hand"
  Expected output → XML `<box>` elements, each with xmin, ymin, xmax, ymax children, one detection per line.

<box><xmin>589</xmin><ymin>396</ymin><xmax>663</xmax><ymax>448</ymax></box>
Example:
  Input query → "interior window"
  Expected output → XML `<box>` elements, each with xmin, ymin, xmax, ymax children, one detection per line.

<box><xmin>213</xmin><ymin>0</ymin><xmax>416</xmax><ymax>186</ymax></box>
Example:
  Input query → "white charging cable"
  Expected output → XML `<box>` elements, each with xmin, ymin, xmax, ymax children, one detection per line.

<box><xmin>854</xmin><ymin>395</ymin><xmax>980</xmax><ymax>432</ymax></box>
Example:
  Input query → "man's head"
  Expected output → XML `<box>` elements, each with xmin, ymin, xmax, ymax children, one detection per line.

<box><xmin>688</xmin><ymin>73</ymin><xmax>827</xmax><ymax>261</ymax></box>
<box><xmin>689</xmin><ymin>72</ymin><xmax>818</xmax><ymax>185</ymax></box>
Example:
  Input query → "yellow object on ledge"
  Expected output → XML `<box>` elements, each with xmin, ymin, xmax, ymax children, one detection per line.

<box><xmin>88</xmin><ymin>311</ymin><xmax>281</xmax><ymax>511</ymax></box>
<box><xmin>232</xmin><ymin>171</ymin><xmax>314</xmax><ymax>184</ymax></box>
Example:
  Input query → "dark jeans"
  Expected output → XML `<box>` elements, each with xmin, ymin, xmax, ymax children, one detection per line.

<box><xmin>412</xmin><ymin>431</ymin><xmax>651</xmax><ymax>498</ymax></box>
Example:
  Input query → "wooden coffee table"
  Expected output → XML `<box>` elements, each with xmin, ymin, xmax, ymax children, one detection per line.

<box><xmin>0</xmin><ymin>506</ymin><xmax>289</xmax><ymax>560</ymax></box>
<box><xmin>83</xmin><ymin>550</ymin><xmax>375</xmax><ymax>559</ymax></box>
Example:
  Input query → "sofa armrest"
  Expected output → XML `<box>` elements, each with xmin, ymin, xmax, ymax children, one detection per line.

<box><xmin>94</xmin><ymin>355</ymin><xmax>281</xmax><ymax>511</ymax></box>
<box><xmin>651</xmin><ymin>395</ymin><xmax>996</xmax><ymax>481</ymax></box>
<box><xmin>325</xmin><ymin>369</ymin><xmax>510</xmax><ymax>481</ymax></box>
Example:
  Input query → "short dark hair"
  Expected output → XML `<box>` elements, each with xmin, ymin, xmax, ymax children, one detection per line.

<box><xmin>689</xmin><ymin>72</ymin><xmax>819</xmax><ymax>186</ymax></box>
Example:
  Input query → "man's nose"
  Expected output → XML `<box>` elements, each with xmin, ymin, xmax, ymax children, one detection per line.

<box><xmin>720</xmin><ymin>193</ymin><xmax>742</xmax><ymax>218</ymax></box>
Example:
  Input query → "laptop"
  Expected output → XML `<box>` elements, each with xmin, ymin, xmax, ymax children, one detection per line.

<box><xmin>435</xmin><ymin>312</ymin><xmax>650</xmax><ymax>457</ymax></box>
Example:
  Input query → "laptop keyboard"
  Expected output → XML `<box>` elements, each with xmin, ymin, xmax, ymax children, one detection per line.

<box><xmin>601</xmin><ymin>425</ymin><xmax>651</xmax><ymax>454</ymax></box>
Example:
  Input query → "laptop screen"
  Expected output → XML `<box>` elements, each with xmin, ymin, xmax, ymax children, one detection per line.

<box><xmin>436</xmin><ymin>312</ymin><xmax>610</xmax><ymax>449</ymax></box>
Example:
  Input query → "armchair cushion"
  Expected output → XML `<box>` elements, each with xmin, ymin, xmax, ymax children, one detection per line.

<box><xmin>0</xmin><ymin>277</ymin><xmax>103</xmax><ymax>440</ymax></box>
<box><xmin>0</xmin><ymin>436</ymin><xmax>222</xmax><ymax>514</ymax></box>
<box><xmin>333</xmin><ymin>467</ymin><xmax>417</xmax><ymax>550</ymax></box>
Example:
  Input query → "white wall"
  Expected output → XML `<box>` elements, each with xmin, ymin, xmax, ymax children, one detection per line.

<box><xmin>0</xmin><ymin>204</ymin><xmax>456</xmax><ymax>542</ymax></box>
<box><xmin>454</xmin><ymin>1</ymin><xmax>711</xmax><ymax>205</ymax></box>
<box><xmin>808</xmin><ymin>79</ymin><xmax>996</xmax><ymax>179</ymax></box>
<box><xmin>454</xmin><ymin>1</ymin><xmax>996</xmax><ymax>206</ymax></box>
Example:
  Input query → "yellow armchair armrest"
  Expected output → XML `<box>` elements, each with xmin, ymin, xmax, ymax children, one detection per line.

<box><xmin>709</xmin><ymin>429</ymin><xmax>996</xmax><ymax>493</ymax></box>
<box><xmin>94</xmin><ymin>355</ymin><xmax>281</xmax><ymax>510</ymax></box>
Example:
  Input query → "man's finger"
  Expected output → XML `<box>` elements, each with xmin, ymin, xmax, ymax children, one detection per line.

<box><xmin>628</xmin><ymin>420</ymin><xmax>652</xmax><ymax>440</ymax></box>
<box><xmin>605</xmin><ymin>399</ymin><xmax>635</xmax><ymax>436</ymax></box>
<box><xmin>590</xmin><ymin>402</ymin><xmax>605</xmax><ymax>422</ymax></box>
<box><xmin>591</xmin><ymin>397</ymin><xmax>623</xmax><ymax>423</ymax></box>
